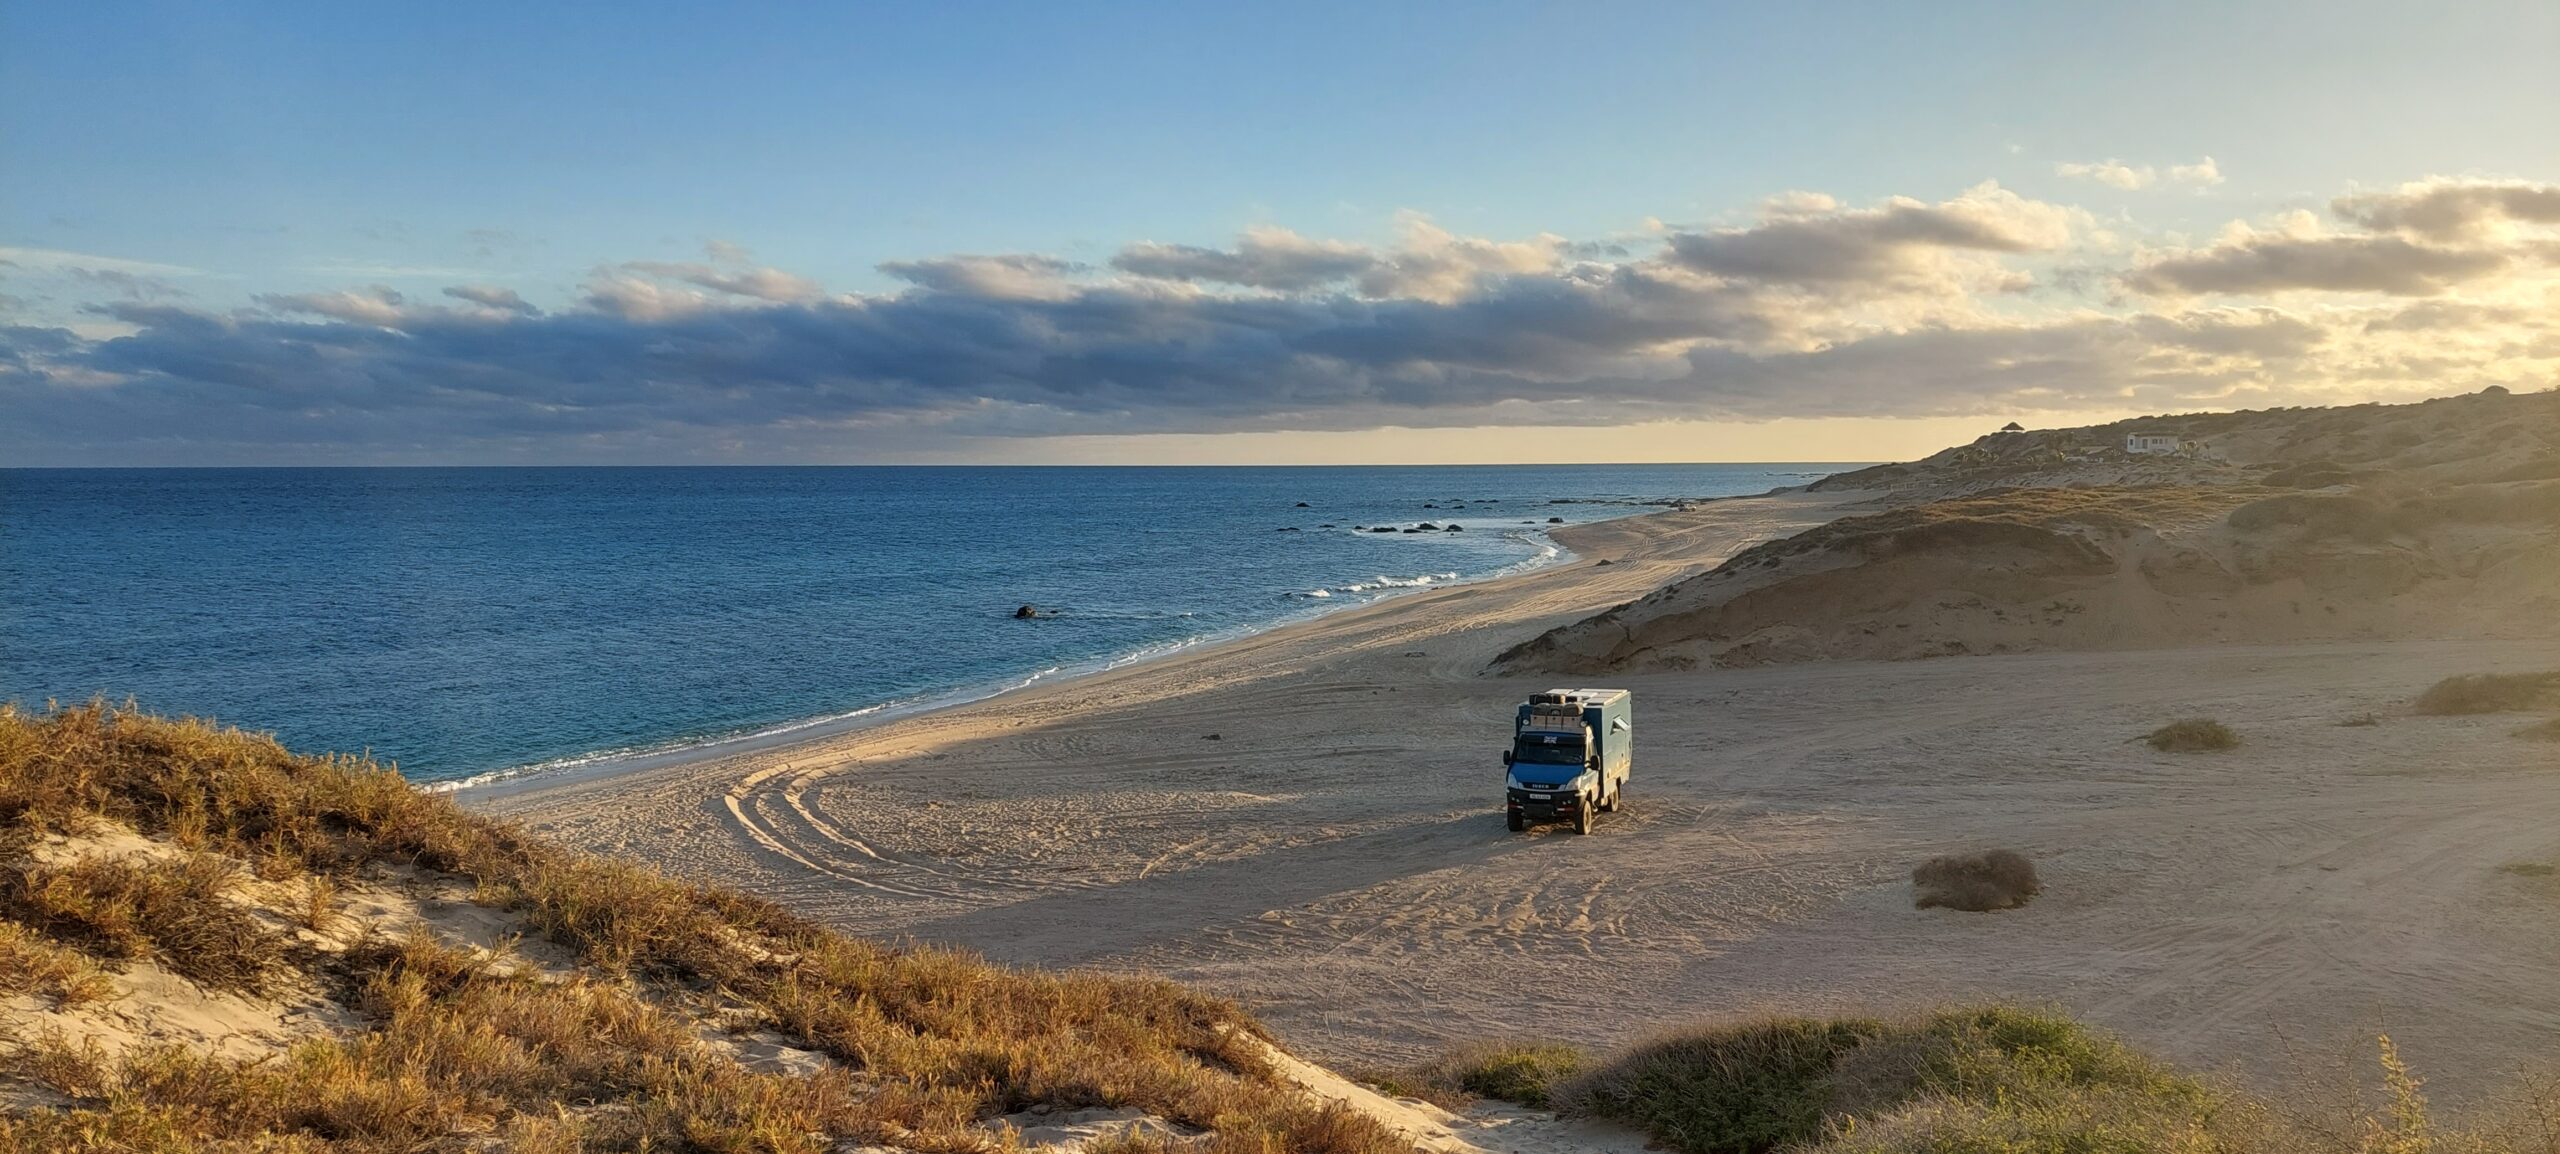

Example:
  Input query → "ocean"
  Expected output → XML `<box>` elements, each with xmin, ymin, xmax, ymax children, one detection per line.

<box><xmin>1</xmin><ymin>464</ymin><xmax>1851</xmax><ymax>785</ymax></box>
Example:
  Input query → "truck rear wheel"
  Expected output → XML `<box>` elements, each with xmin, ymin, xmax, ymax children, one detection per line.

<box><xmin>1507</xmin><ymin>811</ymin><xmax>1525</xmax><ymax>832</ymax></box>
<box><xmin>1572</xmin><ymin>800</ymin><xmax>1594</xmax><ymax>835</ymax></box>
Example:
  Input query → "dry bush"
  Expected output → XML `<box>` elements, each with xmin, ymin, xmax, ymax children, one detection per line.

<box><xmin>1911</xmin><ymin>850</ymin><xmax>2042</xmax><ymax>912</ymax></box>
<box><xmin>1367</xmin><ymin>1040</ymin><xmax>1591</xmax><ymax>1109</ymax></box>
<box><xmin>2147</xmin><ymin>718</ymin><xmax>2239</xmax><ymax>752</ymax></box>
<box><xmin>2415</xmin><ymin>672</ymin><xmax>2560</xmax><ymax>715</ymax></box>
<box><xmin>0</xmin><ymin>922</ymin><xmax>114</xmax><ymax>1005</ymax></box>
<box><xmin>0</xmin><ymin>852</ymin><xmax>286</xmax><ymax>993</ymax></box>
<box><xmin>2513</xmin><ymin>718</ymin><xmax>2560</xmax><ymax>742</ymax></box>
<box><xmin>0</xmin><ymin>702</ymin><xmax>1413</xmax><ymax>1154</ymax></box>
<box><xmin>1550</xmin><ymin>1007</ymin><xmax>2208</xmax><ymax>1154</ymax></box>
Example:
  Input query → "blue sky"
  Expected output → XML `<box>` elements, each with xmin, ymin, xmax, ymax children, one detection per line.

<box><xmin>5</xmin><ymin>2</ymin><xmax>2557</xmax><ymax>464</ymax></box>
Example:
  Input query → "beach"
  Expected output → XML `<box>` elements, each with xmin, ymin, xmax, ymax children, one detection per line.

<box><xmin>473</xmin><ymin>488</ymin><xmax>2560</xmax><ymax>1095</ymax></box>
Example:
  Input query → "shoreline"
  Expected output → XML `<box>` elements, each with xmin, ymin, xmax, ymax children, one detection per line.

<box><xmin>453</xmin><ymin>485</ymin><xmax>1807</xmax><ymax>800</ymax></box>
<box><xmin>461</xmin><ymin>489</ymin><xmax>1819</xmax><ymax>809</ymax></box>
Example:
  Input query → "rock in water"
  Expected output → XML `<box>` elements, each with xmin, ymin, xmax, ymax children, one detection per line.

<box><xmin>1014</xmin><ymin>604</ymin><xmax>1041</xmax><ymax>619</ymax></box>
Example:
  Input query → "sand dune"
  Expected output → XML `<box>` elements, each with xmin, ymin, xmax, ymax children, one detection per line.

<box><xmin>1499</xmin><ymin>390</ymin><xmax>2560</xmax><ymax>673</ymax></box>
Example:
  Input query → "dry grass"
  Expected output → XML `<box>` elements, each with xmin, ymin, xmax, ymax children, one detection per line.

<box><xmin>0</xmin><ymin>852</ymin><xmax>287</xmax><ymax>993</ymax></box>
<box><xmin>2415</xmin><ymin>672</ymin><xmax>2560</xmax><ymax>716</ymax></box>
<box><xmin>1910</xmin><ymin>850</ymin><xmax>2042</xmax><ymax>912</ymax></box>
<box><xmin>0</xmin><ymin>702</ymin><xmax>1411</xmax><ymax>1154</ymax></box>
<box><xmin>2147</xmin><ymin>718</ymin><xmax>2240</xmax><ymax>752</ymax></box>
<box><xmin>0</xmin><ymin>922</ymin><xmax>114</xmax><ymax>1005</ymax></box>
<box><xmin>2339</xmin><ymin>712</ymin><xmax>2383</xmax><ymax>728</ymax></box>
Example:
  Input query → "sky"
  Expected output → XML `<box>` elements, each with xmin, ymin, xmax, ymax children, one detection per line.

<box><xmin>3</xmin><ymin>0</ymin><xmax>2556</xmax><ymax>465</ymax></box>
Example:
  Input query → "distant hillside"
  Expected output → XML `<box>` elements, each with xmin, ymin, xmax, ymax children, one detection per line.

<box><xmin>1498</xmin><ymin>389</ymin><xmax>2560</xmax><ymax>673</ymax></box>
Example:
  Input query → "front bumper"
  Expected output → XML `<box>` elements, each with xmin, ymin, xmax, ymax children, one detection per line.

<box><xmin>1507</xmin><ymin>787</ymin><xmax>1584</xmax><ymax>820</ymax></box>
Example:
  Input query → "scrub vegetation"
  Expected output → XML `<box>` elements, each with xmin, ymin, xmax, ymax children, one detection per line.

<box><xmin>2147</xmin><ymin>718</ymin><xmax>2241</xmax><ymax>752</ymax></box>
<box><xmin>1423</xmin><ymin>1010</ymin><xmax>2560</xmax><ymax>1154</ymax></box>
<box><xmin>0</xmin><ymin>702</ymin><xmax>1407</xmax><ymax>1154</ymax></box>
<box><xmin>1910</xmin><ymin>849</ymin><xmax>2042</xmax><ymax>912</ymax></box>
<box><xmin>2415</xmin><ymin>672</ymin><xmax>2560</xmax><ymax>716</ymax></box>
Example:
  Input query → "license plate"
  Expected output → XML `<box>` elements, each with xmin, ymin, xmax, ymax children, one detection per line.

<box><xmin>1529</xmin><ymin>793</ymin><xmax>1551</xmax><ymax>800</ymax></box>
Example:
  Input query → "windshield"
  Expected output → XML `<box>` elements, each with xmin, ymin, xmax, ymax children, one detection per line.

<box><xmin>1512</xmin><ymin>737</ymin><xmax>1586</xmax><ymax>766</ymax></box>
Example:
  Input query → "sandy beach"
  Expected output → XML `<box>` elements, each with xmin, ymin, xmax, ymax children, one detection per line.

<box><xmin>474</xmin><ymin>489</ymin><xmax>2560</xmax><ymax>1096</ymax></box>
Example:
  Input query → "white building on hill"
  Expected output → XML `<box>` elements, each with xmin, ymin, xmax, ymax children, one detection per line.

<box><xmin>2125</xmin><ymin>433</ymin><xmax>2182</xmax><ymax>455</ymax></box>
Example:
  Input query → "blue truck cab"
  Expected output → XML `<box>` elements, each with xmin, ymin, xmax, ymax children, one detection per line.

<box><xmin>1503</xmin><ymin>688</ymin><xmax>1632</xmax><ymax>834</ymax></box>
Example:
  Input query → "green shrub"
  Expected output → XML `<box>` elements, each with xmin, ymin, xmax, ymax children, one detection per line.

<box><xmin>2415</xmin><ymin>672</ymin><xmax>2560</xmax><ymax>715</ymax></box>
<box><xmin>1911</xmin><ymin>850</ymin><xmax>2041</xmax><ymax>912</ymax></box>
<box><xmin>1367</xmin><ymin>1041</ymin><xmax>1591</xmax><ymax>1109</ymax></box>
<box><xmin>1552</xmin><ymin>1008</ymin><xmax>2214</xmax><ymax>1154</ymax></box>
<box><xmin>2146</xmin><ymin>719</ymin><xmax>2238</xmax><ymax>752</ymax></box>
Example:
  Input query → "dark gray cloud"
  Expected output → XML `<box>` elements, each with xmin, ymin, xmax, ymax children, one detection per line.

<box><xmin>442</xmin><ymin>284</ymin><xmax>538</xmax><ymax>314</ymax></box>
<box><xmin>4</xmin><ymin>179</ymin><xmax>2551</xmax><ymax>463</ymax></box>
<box><xmin>2333</xmin><ymin>180</ymin><xmax>2560</xmax><ymax>239</ymax></box>
<box><xmin>1661</xmin><ymin>185</ymin><xmax>2072</xmax><ymax>286</ymax></box>
<box><xmin>1113</xmin><ymin>228</ymin><xmax>1379</xmax><ymax>291</ymax></box>
<box><xmin>2124</xmin><ymin>234</ymin><xmax>2507</xmax><ymax>297</ymax></box>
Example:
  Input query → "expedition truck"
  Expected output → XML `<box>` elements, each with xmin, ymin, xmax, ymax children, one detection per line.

<box><xmin>1503</xmin><ymin>688</ymin><xmax>1631</xmax><ymax>834</ymax></box>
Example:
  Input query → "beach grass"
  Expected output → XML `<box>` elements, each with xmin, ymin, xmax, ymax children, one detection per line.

<box><xmin>0</xmin><ymin>702</ymin><xmax>1411</xmax><ymax>1154</ymax></box>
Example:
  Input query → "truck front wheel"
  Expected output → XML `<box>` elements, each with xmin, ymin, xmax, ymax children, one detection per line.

<box><xmin>1572</xmin><ymin>800</ymin><xmax>1595</xmax><ymax>835</ymax></box>
<box><xmin>1506</xmin><ymin>810</ymin><xmax>1525</xmax><ymax>832</ymax></box>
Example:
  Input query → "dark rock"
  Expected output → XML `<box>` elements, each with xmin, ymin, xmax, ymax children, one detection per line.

<box><xmin>1548</xmin><ymin>516</ymin><xmax>1565</xmax><ymax>523</ymax></box>
<box><xmin>1014</xmin><ymin>605</ymin><xmax>1041</xmax><ymax>619</ymax></box>
<box><xmin>1294</xmin><ymin>501</ymin><xmax>1311</xmax><ymax>507</ymax></box>
<box><xmin>1416</xmin><ymin>522</ymin><xmax>1440</xmax><ymax>530</ymax></box>
<box><xmin>1276</xmin><ymin>526</ymin><xmax>1299</xmax><ymax>532</ymax></box>
<box><xmin>1445</xmin><ymin>524</ymin><xmax>1462</xmax><ymax>532</ymax></box>
<box><xmin>1423</xmin><ymin>503</ymin><xmax>1437</xmax><ymax>509</ymax></box>
<box><xmin>1370</xmin><ymin>526</ymin><xmax>1397</xmax><ymax>533</ymax></box>
<box><xmin>1203</xmin><ymin>733</ymin><xmax>1222</xmax><ymax>741</ymax></box>
<box><xmin>1595</xmin><ymin>559</ymin><xmax>1614</xmax><ymax>566</ymax></box>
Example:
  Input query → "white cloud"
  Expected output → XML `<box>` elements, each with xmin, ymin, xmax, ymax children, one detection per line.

<box><xmin>2056</xmin><ymin>156</ymin><xmax>2225</xmax><ymax>191</ymax></box>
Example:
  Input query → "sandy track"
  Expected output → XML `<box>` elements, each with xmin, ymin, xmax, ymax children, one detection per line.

<box><xmin>477</xmin><ymin>492</ymin><xmax>2560</xmax><ymax>1097</ymax></box>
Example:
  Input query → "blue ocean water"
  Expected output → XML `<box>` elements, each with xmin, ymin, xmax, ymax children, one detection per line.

<box><xmin>1</xmin><ymin>465</ymin><xmax>1850</xmax><ymax>785</ymax></box>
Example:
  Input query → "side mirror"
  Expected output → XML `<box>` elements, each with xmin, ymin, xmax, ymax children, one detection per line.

<box><xmin>1501</xmin><ymin>751</ymin><xmax>1513</xmax><ymax>767</ymax></box>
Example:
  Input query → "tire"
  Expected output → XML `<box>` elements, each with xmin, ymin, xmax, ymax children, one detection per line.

<box><xmin>1601</xmin><ymin>785</ymin><xmax>1620</xmax><ymax>813</ymax></box>
<box><xmin>1572</xmin><ymin>799</ymin><xmax>1594</xmax><ymax>835</ymax></box>
<box><xmin>1507</xmin><ymin>811</ymin><xmax>1525</xmax><ymax>832</ymax></box>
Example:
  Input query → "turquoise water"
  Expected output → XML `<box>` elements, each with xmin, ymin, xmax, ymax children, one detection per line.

<box><xmin>0</xmin><ymin>464</ymin><xmax>1849</xmax><ymax>783</ymax></box>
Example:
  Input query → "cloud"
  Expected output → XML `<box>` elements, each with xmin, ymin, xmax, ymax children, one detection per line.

<box><xmin>2055</xmin><ymin>156</ymin><xmax>2224</xmax><ymax>190</ymax></box>
<box><xmin>67</xmin><ymin>267</ymin><xmax>187</xmax><ymax>301</ymax></box>
<box><xmin>0</xmin><ymin>246</ymin><xmax>199</xmax><ymax>276</ymax></box>
<box><xmin>1659</xmin><ymin>182</ymin><xmax>2075</xmax><ymax>289</ymax></box>
<box><xmin>2332</xmin><ymin>178</ymin><xmax>2560</xmax><ymax>239</ymax></box>
<box><xmin>5</xmin><ymin>174</ymin><xmax>2555</xmax><ymax>463</ymax></box>
<box><xmin>2056</xmin><ymin>160</ymin><xmax>2155</xmax><ymax>190</ymax></box>
<box><xmin>442</xmin><ymin>284</ymin><xmax>538</xmax><ymax>314</ymax></box>
<box><xmin>616</xmin><ymin>261</ymin><xmax>822</xmax><ymax>303</ymax></box>
<box><xmin>878</xmin><ymin>253</ymin><xmax>1083</xmax><ymax>300</ymax></box>
<box><xmin>1113</xmin><ymin>226</ymin><xmax>1378</xmax><ymax>291</ymax></box>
